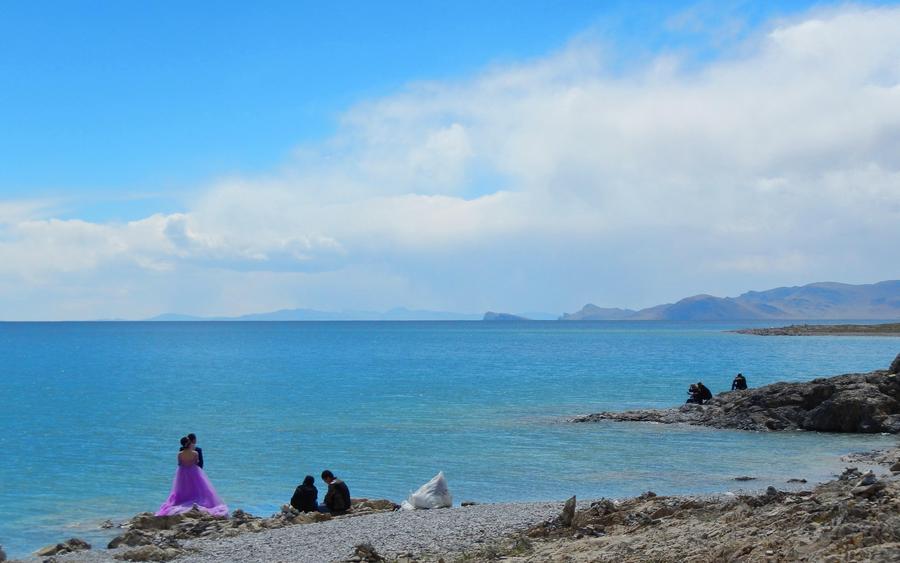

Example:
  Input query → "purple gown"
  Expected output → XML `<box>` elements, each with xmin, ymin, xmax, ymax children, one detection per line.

<box><xmin>156</xmin><ymin>456</ymin><xmax>228</xmax><ymax>517</ymax></box>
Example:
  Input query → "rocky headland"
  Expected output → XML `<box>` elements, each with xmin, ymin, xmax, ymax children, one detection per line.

<box><xmin>733</xmin><ymin>322</ymin><xmax>900</xmax><ymax>336</ymax></box>
<box><xmin>573</xmin><ymin>354</ymin><xmax>900</xmax><ymax>433</ymax></box>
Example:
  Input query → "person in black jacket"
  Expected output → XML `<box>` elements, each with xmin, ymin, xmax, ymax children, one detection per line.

<box><xmin>320</xmin><ymin>469</ymin><xmax>351</xmax><ymax>514</ymax></box>
<box><xmin>696</xmin><ymin>381</ymin><xmax>713</xmax><ymax>404</ymax></box>
<box><xmin>731</xmin><ymin>373</ymin><xmax>748</xmax><ymax>390</ymax></box>
<box><xmin>188</xmin><ymin>433</ymin><xmax>204</xmax><ymax>469</ymax></box>
<box><xmin>290</xmin><ymin>475</ymin><xmax>318</xmax><ymax>512</ymax></box>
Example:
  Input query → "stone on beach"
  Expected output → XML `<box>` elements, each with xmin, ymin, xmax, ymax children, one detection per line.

<box><xmin>344</xmin><ymin>543</ymin><xmax>385</xmax><ymax>562</ymax></box>
<box><xmin>35</xmin><ymin>537</ymin><xmax>91</xmax><ymax>557</ymax></box>
<box><xmin>559</xmin><ymin>496</ymin><xmax>576</xmax><ymax>527</ymax></box>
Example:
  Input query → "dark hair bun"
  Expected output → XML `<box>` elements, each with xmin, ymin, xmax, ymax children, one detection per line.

<box><xmin>180</xmin><ymin>436</ymin><xmax>190</xmax><ymax>447</ymax></box>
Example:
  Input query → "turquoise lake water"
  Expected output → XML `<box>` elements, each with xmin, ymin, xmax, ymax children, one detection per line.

<box><xmin>1</xmin><ymin>321</ymin><xmax>898</xmax><ymax>556</ymax></box>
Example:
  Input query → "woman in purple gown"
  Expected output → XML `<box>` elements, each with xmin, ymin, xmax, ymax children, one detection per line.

<box><xmin>156</xmin><ymin>436</ymin><xmax>228</xmax><ymax>517</ymax></box>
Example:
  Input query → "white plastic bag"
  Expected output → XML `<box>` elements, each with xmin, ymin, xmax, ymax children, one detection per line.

<box><xmin>400</xmin><ymin>471</ymin><xmax>453</xmax><ymax>510</ymax></box>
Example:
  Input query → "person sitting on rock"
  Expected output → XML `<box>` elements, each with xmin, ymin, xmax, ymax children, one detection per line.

<box><xmin>319</xmin><ymin>469</ymin><xmax>351</xmax><ymax>514</ymax></box>
<box><xmin>290</xmin><ymin>475</ymin><xmax>318</xmax><ymax>513</ymax></box>
<box><xmin>686</xmin><ymin>383</ymin><xmax>702</xmax><ymax>404</ymax></box>
<box><xmin>696</xmin><ymin>381</ymin><xmax>713</xmax><ymax>403</ymax></box>
<box><xmin>731</xmin><ymin>373</ymin><xmax>748</xmax><ymax>390</ymax></box>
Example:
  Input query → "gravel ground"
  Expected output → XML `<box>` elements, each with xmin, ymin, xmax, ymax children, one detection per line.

<box><xmin>44</xmin><ymin>501</ymin><xmax>564</xmax><ymax>563</ymax></box>
<box><xmin>186</xmin><ymin>502</ymin><xmax>562</xmax><ymax>562</ymax></box>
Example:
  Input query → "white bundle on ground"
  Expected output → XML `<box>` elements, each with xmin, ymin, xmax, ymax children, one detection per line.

<box><xmin>400</xmin><ymin>471</ymin><xmax>453</xmax><ymax>510</ymax></box>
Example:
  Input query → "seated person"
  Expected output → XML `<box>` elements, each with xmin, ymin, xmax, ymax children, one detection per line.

<box><xmin>686</xmin><ymin>383</ymin><xmax>702</xmax><ymax>404</ymax></box>
<box><xmin>319</xmin><ymin>469</ymin><xmax>351</xmax><ymax>514</ymax></box>
<box><xmin>731</xmin><ymin>373</ymin><xmax>748</xmax><ymax>390</ymax></box>
<box><xmin>290</xmin><ymin>475</ymin><xmax>318</xmax><ymax>513</ymax></box>
<box><xmin>696</xmin><ymin>381</ymin><xmax>713</xmax><ymax>403</ymax></box>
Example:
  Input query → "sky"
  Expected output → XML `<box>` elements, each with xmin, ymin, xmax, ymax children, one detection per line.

<box><xmin>1</xmin><ymin>1</ymin><xmax>899</xmax><ymax>320</ymax></box>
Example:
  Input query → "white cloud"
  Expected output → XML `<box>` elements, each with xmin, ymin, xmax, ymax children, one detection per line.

<box><xmin>1</xmin><ymin>5</ymin><xmax>900</xmax><ymax>318</ymax></box>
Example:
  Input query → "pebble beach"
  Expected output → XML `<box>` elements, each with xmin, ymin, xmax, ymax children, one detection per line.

<box><xmin>21</xmin><ymin>501</ymin><xmax>564</xmax><ymax>563</ymax></box>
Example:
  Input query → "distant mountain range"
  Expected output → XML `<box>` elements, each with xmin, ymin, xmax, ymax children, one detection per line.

<box><xmin>147</xmin><ymin>281</ymin><xmax>900</xmax><ymax>322</ymax></box>
<box><xmin>560</xmin><ymin>280</ymin><xmax>900</xmax><ymax>321</ymax></box>
<box><xmin>148</xmin><ymin>307</ymin><xmax>483</xmax><ymax>321</ymax></box>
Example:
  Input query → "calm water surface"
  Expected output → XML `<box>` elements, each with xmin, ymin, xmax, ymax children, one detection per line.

<box><xmin>1</xmin><ymin>321</ymin><xmax>898</xmax><ymax>556</ymax></box>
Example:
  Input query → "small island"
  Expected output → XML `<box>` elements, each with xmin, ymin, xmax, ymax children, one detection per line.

<box><xmin>732</xmin><ymin>322</ymin><xmax>900</xmax><ymax>336</ymax></box>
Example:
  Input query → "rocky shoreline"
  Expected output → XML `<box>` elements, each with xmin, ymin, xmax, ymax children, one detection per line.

<box><xmin>573</xmin><ymin>355</ymin><xmax>900</xmax><ymax>433</ymax></box>
<box><xmin>732</xmin><ymin>322</ymin><xmax>900</xmax><ymax>336</ymax></box>
<box><xmin>490</xmin><ymin>447</ymin><xmax>900</xmax><ymax>562</ymax></box>
<box><xmin>17</xmin><ymin>448</ymin><xmax>900</xmax><ymax>563</ymax></box>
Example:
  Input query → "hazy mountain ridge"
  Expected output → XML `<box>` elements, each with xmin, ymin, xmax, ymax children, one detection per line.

<box><xmin>148</xmin><ymin>307</ymin><xmax>482</xmax><ymax>321</ymax></box>
<box><xmin>147</xmin><ymin>281</ymin><xmax>900</xmax><ymax>322</ymax></box>
<box><xmin>562</xmin><ymin>280</ymin><xmax>900</xmax><ymax>320</ymax></box>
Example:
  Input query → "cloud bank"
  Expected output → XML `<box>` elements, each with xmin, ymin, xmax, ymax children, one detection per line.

<box><xmin>3</xmin><ymin>5</ymin><xmax>900</xmax><ymax>319</ymax></box>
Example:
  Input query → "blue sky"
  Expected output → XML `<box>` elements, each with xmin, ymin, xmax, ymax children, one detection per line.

<box><xmin>1</xmin><ymin>1</ymin><xmax>899</xmax><ymax>319</ymax></box>
<box><xmin>2</xmin><ymin>0</ymin><xmax>821</xmax><ymax>220</ymax></box>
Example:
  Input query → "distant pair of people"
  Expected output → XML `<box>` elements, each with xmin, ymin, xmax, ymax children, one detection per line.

<box><xmin>732</xmin><ymin>372</ymin><xmax>748</xmax><ymax>390</ymax></box>
<box><xmin>157</xmin><ymin>433</ymin><xmax>227</xmax><ymax>517</ymax></box>
<box><xmin>290</xmin><ymin>470</ymin><xmax>351</xmax><ymax>514</ymax></box>
<box><xmin>686</xmin><ymin>382</ymin><xmax>712</xmax><ymax>404</ymax></box>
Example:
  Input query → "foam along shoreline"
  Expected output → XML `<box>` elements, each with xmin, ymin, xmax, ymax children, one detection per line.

<box><xmin>573</xmin><ymin>356</ymin><xmax>900</xmax><ymax>433</ymax></box>
<box><xmin>731</xmin><ymin>322</ymin><xmax>900</xmax><ymax>336</ymax></box>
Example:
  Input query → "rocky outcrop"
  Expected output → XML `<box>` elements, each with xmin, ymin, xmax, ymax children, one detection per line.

<box><xmin>733</xmin><ymin>323</ymin><xmax>900</xmax><ymax>336</ymax></box>
<box><xmin>573</xmin><ymin>367</ymin><xmax>900</xmax><ymax>433</ymax></box>
<box><xmin>104</xmin><ymin>500</ymin><xmax>399</xmax><ymax>552</ymax></box>
<box><xmin>506</xmin><ymin>453</ymin><xmax>900</xmax><ymax>563</ymax></box>
<box><xmin>35</xmin><ymin>537</ymin><xmax>91</xmax><ymax>556</ymax></box>
<box><xmin>891</xmin><ymin>352</ymin><xmax>900</xmax><ymax>375</ymax></box>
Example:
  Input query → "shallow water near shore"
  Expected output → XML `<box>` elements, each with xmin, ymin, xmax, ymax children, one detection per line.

<box><xmin>1</xmin><ymin>320</ymin><xmax>898</xmax><ymax>556</ymax></box>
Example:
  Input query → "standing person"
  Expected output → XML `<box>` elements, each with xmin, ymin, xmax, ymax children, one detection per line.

<box><xmin>188</xmin><ymin>433</ymin><xmax>204</xmax><ymax>469</ymax></box>
<box><xmin>731</xmin><ymin>373</ymin><xmax>748</xmax><ymax>390</ymax></box>
<box><xmin>320</xmin><ymin>470</ymin><xmax>351</xmax><ymax>514</ymax></box>
<box><xmin>290</xmin><ymin>475</ymin><xmax>318</xmax><ymax>513</ymax></box>
<box><xmin>157</xmin><ymin>436</ymin><xmax>227</xmax><ymax>516</ymax></box>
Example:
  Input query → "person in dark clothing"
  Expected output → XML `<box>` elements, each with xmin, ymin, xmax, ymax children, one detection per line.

<box><xmin>188</xmin><ymin>433</ymin><xmax>204</xmax><ymax>469</ymax></box>
<box><xmin>686</xmin><ymin>382</ymin><xmax>713</xmax><ymax>404</ymax></box>
<box><xmin>319</xmin><ymin>469</ymin><xmax>351</xmax><ymax>514</ymax></box>
<box><xmin>290</xmin><ymin>475</ymin><xmax>318</xmax><ymax>512</ymax></box>
<box><xmin>686</xmin><ymin>383</ymin><xmax>701</xmax><ymax>404</ymax></box>
<box><xmin>731</xmin><ymin>373</ymin><xmax>748</xmax><ymax>390</ymax></box>
<box><xmin>696</xmin><ymin>381</ymin><xmax>712</xmax><ymax>403</ymax></box>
